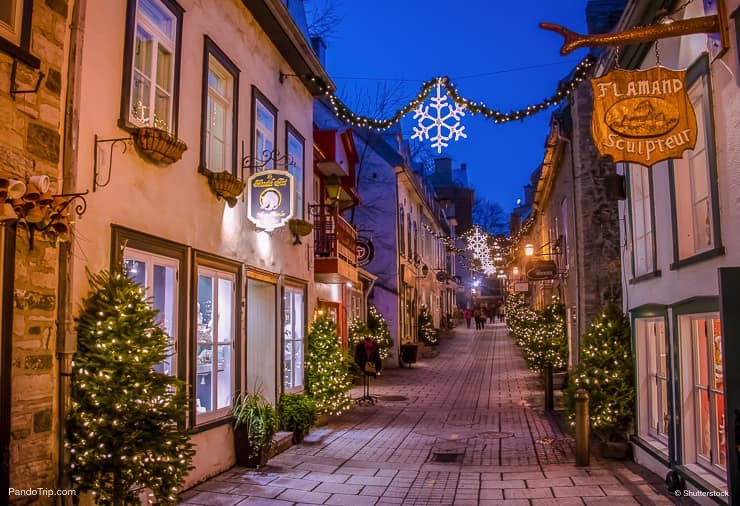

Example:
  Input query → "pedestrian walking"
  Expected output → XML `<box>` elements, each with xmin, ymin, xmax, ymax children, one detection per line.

<box><xmin>498</xmin><ymin>304</ymin><xmax>505</xmax><ymax>323</ymax></box>
<box><xmin>464</xmin><ymin>308</ymin><xmax>472</xmax><ymax>328</ymax></box>
<box><xmin>480</xmin><ymin>308</ymin><xmax>486</xmax><ymax>329</ymax></box>
<box><xmin>473</xmin><ymin>309</ymin><xmax>481</xmax><ymax>330</ymax></box>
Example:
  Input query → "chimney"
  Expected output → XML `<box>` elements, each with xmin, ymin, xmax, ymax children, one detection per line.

<box><xmin>434</xmin><ymin>157</ymin><xmax>452</xmax><ymax>185</ymax></box>
<box><xmin>311</xmin><ymin>37</ymin><xmax>326</xmax><ymax>66</ymax></box>
<box><xmin>459</xmin><ymin>163</ymin><xmax>468</xmax><ymax>186</ymax></box>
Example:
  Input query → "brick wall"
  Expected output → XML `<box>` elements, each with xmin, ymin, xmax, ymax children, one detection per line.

<box><xmin>0</xmin><ymin>0</ymin><xmax>69</xmax><ymax>501</ymax></box>
<box><xmin>570</xmin><ymin>81</ymin><xmax>622</xmax><ymax>336</ymax></box>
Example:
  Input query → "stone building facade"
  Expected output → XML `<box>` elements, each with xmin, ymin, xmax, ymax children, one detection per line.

<box><xmin>0</xmin><ymin>0</ymin><xmax>71</xmax><ymax>498</ymax></box>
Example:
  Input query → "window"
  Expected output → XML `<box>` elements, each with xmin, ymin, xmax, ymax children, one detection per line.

<box><xmin>670</xmin><ymin>56</ymin><xmax>722</xmax><ymax>266</ymax></box>
<box><xmin>413</xmin><ymin>221</ymin><xmax>418</xmax><ymax>260</ymax></box>
<box><xmin>195</xmin><ymin>265</ymin><xmax>237</xmax><ymax>423</ymax></box>
<box><xmin>121</xmin><ymin>0</ymin><xmax>183</xmax><ymax>134</ymax></box>
<box><xmin>286</xmin><ymin>124</ymin><xmax>305</xmax><ymax>219</ymax></box>
<box><xmin>0</xmin><ymin>0</ymin><xmax>36</xmax><ymax>65</ymax></box>
<box><xmin>283</xmin><ymin>286</ymin><xmax>305</xmax><ymax>391</ymax></box>
<box><xmin>683</xmin><ymin>314</ymin><xmax>726</xmax><ymax>471</ymax></box>
<box><xmin>123</xmin><ymin>249</ymin><xmax>179</xmax><ymax>376</ymax></box>
<box><xmin>200</xmin><ymin>37</ymin><xmax>239</xmax><ymax>175</ymax></box>
<box><xmin>627</xmin><ymin>163</ymin><xmax>656</xmax><ymax>277</ymax></box>
<box><xmin>399</xmin><ymin>206</ymin><xmax>405</xmax><ymax>256</ymax></box>
<box><xmin>252</xmin><ymin>89</ymin><xmax>277</xmax><ymax>171</ymax></box>
<box><xmin>407</xmin><ymin>215</ymin><xmax>412</xmax><ymax>259</ymax></box>
<box><xmin>636</xmin><ymin>318</ymin><xmax>669</xmax><ymax>444</ymax></box>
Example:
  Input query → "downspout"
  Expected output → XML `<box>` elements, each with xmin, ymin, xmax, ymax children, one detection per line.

<box><xmin>57</xmin><ymin>0</ymin><xmax>86</xmax><ymax>493</ymax></box>
<box><xmin>559</xmin><ymin>116</ymin><xmax>581</xmax><ymax>367</ymax></box>
<box><xmin>394</xmin><ymin>166</ymin><xmax>403</xmax><ymax>359</ymax></box>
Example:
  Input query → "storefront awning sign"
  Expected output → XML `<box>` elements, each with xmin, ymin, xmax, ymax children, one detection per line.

<box><xmin>526</xmin><ymin>260</ymin><xmax>558</xmax><ymax>281</ymax></box>
<box><xmin>247</xmin><ymin>170</ymin><xmax>294</xmax><ymax>232</ymax></box>
<box><xmin>591</xmin><ymin>67</ymin><xmax>697</xmax><ymax>166</ymax></box>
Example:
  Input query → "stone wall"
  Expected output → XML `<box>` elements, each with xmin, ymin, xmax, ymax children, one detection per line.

<box><xmin>570</xmin><ymin>81</ymin><xmax>622</xmax><ymax>336</ymax></box>
<box><xmin>0</xmin><ymin>0</ymin><xmax>70</xmax><ymax>500</ymax></box>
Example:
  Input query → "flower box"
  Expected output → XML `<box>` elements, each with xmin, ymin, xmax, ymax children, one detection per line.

<box><xmin>134</xmin><ymin>127</ymin><xmax>187</xmax><ymax>165</ymax></box>
<box><xmin>207</xmin><ymin>171</ymin><xmax>246</xmax><ymax>207</ymax></box>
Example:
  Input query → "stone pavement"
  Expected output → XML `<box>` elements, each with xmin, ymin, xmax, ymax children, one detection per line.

<box><xmin>180</xmin><ymin>324</ymin><xmax>694</xmax><ymax>505</ymax></box>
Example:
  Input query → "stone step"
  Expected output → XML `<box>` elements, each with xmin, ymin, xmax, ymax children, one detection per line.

<box><xmin>268</xmin><ymin>431</ymin><xmax>293</xmax><ymax>459</ymax></box>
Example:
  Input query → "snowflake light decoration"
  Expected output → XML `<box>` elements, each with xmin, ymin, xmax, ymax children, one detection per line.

<box><xmin>411</xmin><ymin>81</ymin><xmax>467</xmax><ymax>153</ymax></box>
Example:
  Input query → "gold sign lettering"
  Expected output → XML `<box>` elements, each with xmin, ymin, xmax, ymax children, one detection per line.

<box><xmin>591</xmin><ymin>67</ymin><xmax>697</xmax><ymax>166</ymax></box>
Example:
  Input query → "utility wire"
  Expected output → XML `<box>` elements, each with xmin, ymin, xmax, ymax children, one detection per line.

<box><xmin>330</xmin><ymin>58</ymin><xmax>583</xmax><ymax>83</ymax></box>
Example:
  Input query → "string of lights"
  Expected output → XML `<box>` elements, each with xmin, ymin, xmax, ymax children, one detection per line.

<box><xmin>321</xmin><ymin>56</ymin><xmax>595</xmax><ymax>131</ymax></box>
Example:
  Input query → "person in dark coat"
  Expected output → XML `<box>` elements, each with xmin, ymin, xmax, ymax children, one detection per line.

<box><xmin>464</xmin><ymin>308</ymin><xmax>472</xmax><ymax>328</ymax></box>
<box><xmin>354</xmin><ymin>336</ymin><xmax>382</xmax><ymax>376</ymax></box>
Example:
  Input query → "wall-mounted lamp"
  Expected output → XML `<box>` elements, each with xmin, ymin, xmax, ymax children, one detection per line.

<box><xmin>524</xmin><ymin>243</ymin><xmax>535</xmax><ymax>256</ymax></box>
<box><xmin>324</xmin><ymin>175</ymin><xmax>354</xmax><ymax>209</ymax></box>
<box><xmin>512</xmin><ymin>266</ymin><xmax>520</xmax><ymax>275</ymax></box>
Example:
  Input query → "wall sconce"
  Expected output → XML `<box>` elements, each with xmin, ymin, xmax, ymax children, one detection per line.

<box><xmin>512</xmin><ymin>266</ymin><xmax>520</xmax><ymax>275</ymax></box>
<box><xmin>524</xmin><ymin>243</ymin><xmax>534</xmax><ymax>256</ymax></box>
<box><xmin>324</xmin><ymin>175</ymin><xmax>354</xmax><ymax>209</ymax></box>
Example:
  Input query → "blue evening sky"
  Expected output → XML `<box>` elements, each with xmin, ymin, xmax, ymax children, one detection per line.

<box><xmin>319</xmin><ymin>0</ymin><xmax>590</xmax><ymax>214</ymax></box>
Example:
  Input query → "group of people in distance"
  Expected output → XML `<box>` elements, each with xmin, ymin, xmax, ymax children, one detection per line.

<box><xmin>463</xmin><ymin>304</ymin><xmax>504</xmax><ymax>330</ymax></box>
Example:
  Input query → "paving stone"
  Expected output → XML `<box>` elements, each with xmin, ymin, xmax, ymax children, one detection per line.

<box><xmin>479</xmin><ymin>488</ymin><xmax>504</xmax><ymax>500</ymax></box>
<box><xmin>532</xmin><ymin>498</ymin><xmax>585</xmax><ymax>505</ymax></box>
<box><xmin>324</xmin><ymin>492</ymin><xmax>378</xmax><ymax>505</ymax></box>
<box><xmin>237</xmin><ymin>498</ymin><xmax>295</xmax><ymax>506</ymax></box>
<box><xmin>313</xmin><ymin>481</ymin><xmax>363</xmax><ymax>494</ymax></box>
<box><xmin>481</xmin><ymin>479</ymin><xmax>525</xmax><ymax>489</ymax></box>
<box><xmin>275</xmin><ymin>488</ymin><xmax>330</xmax><ymax>504</ymax></box>
<box><xmin>573</xmin><ymin>475</ymin><xmax>622</xmax><ymax>486</ymax></box>
<box><xmin>527</xmin><ymin>477</ymin><xmax>574</xmax><ymax>488</ymax></box>
<box><xmin>230</xmin><ymin>484</ymin><xmax>285</xmax><ymax>499</ymax></box>
<box><xmin>347</xmin><ymin>475</ymin><xmax>393</xmax><ymax>487</ymax></box>
<box><xmin>270</xmin><ymin>477</ymin><xmax>318</xmax><ymax>491</ymax></box>
<box><xmin>303</xmin><ymin>471</ymin><xmax>350</xmax><ymax>483</ymax></box>
<box><xmin>504</xmin><ymin>487</ymin><xmax>554</xmax><ymax>499</ymax></box>
<box><xmin>180</xmin><ymin>491</ymin><xmax>245</xmax><ymax>506</ymax></box>
<box><xmin>360</xmin><ymin>485</ymin><xmax>387</xmax><ymax>496</ymax></box>
<box><xmin>553</xmin><ymin>485</ymin><xmax>606</xmax><ymax>497</ymax></box>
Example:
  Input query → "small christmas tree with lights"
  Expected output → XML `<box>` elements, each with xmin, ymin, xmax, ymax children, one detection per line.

<box><xmin>305</xmin><ymin>315</ymin><xmax>353</xmax><ymax>415</ymax></box>
<box><xmin>418</xmin><ymin>305</ymin><xmax>438</xmax><ymax>345</ymax></box>
<box><xmin>367</xmin><ymin>305</ymin><xmax>394</xmax><ymax>359</ymax></box>
<box><xmin>567</xmin><ymin>303</ymin><xmax>634</xmax><ymax>438</ymax></box>
<box><xmin>66</xmin><ymin>269</ymin><xmax>194</xmax><ymax>505</ymax></box>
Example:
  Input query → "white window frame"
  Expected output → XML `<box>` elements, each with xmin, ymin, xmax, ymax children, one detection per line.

<box><xmin>206</xmin><ymin>57</ymin><xmax>233</xmax><ymax>173</ymax></box>
<box><xmin>283</xmin><ymin>286</ymin><xmax>305</xmax><ymax>392</ymax></box>
<box><xmin>252</xmin><ymin>90</ymin><xmax>276</xmax><ymax>171</ymax></box>
<box><xmin>635</xmin><ymin>317</ymin><xmax>669</xmax><ymax>447</ymax></box>
<box><xmin>678</xmin><ymin>312</ymin><xmax>726</xmax><ymax>477</ymax></box>
<box><xmin>123</xmin><ymin>248</ymin><xmax>179</xmax><ymax>377</ymax></box>
<box><xmin>627</xmin><ymin>163</ymin><xmax>656</xmax><ymax>278</ymax></box>
<box><xmin>286</xmin><ymin>124</ymin><xmax>305</xmax><ymax>219</ymax></box>
<box><xmin>129</xmin><ymin>0</ymin><xmax>178</xmax><ymax>132</ymax></box>
<box><xmin>195</xmin><ymin>266</ymin><xmax>236</xmax><ymax>424</ymax></box>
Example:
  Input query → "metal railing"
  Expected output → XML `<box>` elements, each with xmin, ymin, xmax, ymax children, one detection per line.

<box><xmin>311</xmin><ymin>205</ymin><xmax>358</xmax><ymax>266</ymax></box>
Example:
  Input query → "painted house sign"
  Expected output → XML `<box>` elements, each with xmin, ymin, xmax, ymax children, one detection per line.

<box><xmin>246</xmin><ymin>170</ymin><xmax>294</xmax><ymax>231</ymax></box>
<box><xmin>591</xmin><ymin>67</ymin><xmax>697</xmax><ymax>166</ymax></box>
<box><xmin>356</xmin><ymin>237</ymin><xmax>374</xmax><ymax>267</ymax></box>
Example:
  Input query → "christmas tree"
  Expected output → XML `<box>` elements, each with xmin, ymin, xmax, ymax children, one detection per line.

<box><xmin>305</xmin><ymin>315</ymin><xmax>353</xmax><ymax>415</ymax></box>
<box><xmin>348</xmin><ymin>305</ymin><xmax>394</xmax><ymax>359</ymax></box>
<box><xmin>66</xmin><ymin>270</ymin><xmax>194</xmax><ymax>505</ymax></box>
<box><xmin>568</xmin><ymin>303</ymin><xmax>634</xmax><ymax>438</ymax></box>
<box><xmin>418</xmin><ymin>305</ymin><xmax>438</xmax><ymax>345</ymax></box>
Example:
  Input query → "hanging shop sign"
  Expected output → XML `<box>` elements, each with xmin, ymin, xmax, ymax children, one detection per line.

<box><xmin>356</xmin><ymin>236</ymin><xmax>375</xmax><ymax>267</ymax></box>
<box><xmin>591</xmin><ymin>67</ymin><xmax>697</xmax><ymax>166</ymax></box>
<box><xmin>514</xmin><ymin>282</ymin><xmax>530</xmax><ymax>293</ymax></box>
<box><xmin>246</xmin><ymin>170</ymin><xmax>294</xmax><ymax>232</ymax></box>
<box><xmin>526</xmin><ymin>260</ymin><xmax>558</xmax><ymax>281</ymax></box>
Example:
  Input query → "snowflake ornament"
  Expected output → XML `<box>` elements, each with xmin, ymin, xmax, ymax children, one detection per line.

<box><xmin>411</xmin><ymin>81</ymin><xmax>467</xmax><ymax>153</ymax></box>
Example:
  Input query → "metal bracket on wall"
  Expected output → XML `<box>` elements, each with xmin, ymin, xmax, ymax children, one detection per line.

<box><xmin>93</xmin><ymin>135</ymin><xmax>133</xmax><ymax>192</ymax></box>
<box><xmin>9</xmin><ymin>59</ymin><xmax>44</xmax><ymax>100</ymax></box>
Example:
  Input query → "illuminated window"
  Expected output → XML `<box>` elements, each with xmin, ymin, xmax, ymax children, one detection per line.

<box><xmin>286</xmin><ymin>124</ymin><xmax>305</xmax><ymax>218</ymax></box>
<box><xmin>283</xmin><ymin>286</ymin><xmax>305</xmax><ymax>391</ymax></box>
<box><xmin>252</xmin><ymin>89</ymin><xmax>276</xmax><ymax>171</ymax></box>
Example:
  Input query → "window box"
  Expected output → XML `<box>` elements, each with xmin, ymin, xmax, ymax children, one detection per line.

<box><xmin>288</xmin><ymin>218</ymin><xmax>313</xmax><ymax>237</ymax></box>
<box><xmin>134</xmin><ymin>126</ymin><xmax>187</xmax><ymax>165</ymax></box>
<box><xmin>207</xmin><ymin>171</ymin><xmax>245</xmax><ymax>207</ymax></box>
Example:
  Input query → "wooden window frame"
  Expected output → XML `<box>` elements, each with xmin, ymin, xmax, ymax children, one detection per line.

<box><xmin>250</xmin><ymin>87</ymin><xmax>278</xmax><ymax>173</ymax></box>
<box><xmin>285</xmin><ymin>122</ymin><xmax>305</xmax><ymax>219</ymax></box>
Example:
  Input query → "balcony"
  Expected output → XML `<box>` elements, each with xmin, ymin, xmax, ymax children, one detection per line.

<box><xmin>312</xmin><ymin>205</ymin><xmax>359</xmax><ymax>284</ymax></box>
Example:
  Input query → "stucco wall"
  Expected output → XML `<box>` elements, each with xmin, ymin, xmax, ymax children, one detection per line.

<box><xmin>70</xmin><ymin>0</ymin><xmax>317</xmax><ymax>486</ymax></box>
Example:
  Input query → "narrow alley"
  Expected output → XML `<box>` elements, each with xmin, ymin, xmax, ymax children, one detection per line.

<box><xmin>180</xmin><ymin>325</ymin><xmax>689</xmax><ymax>505</ymax></box>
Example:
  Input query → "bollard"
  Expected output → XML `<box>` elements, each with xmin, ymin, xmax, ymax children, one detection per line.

<box><xmin>575</xmin><ymin>388</ymin><xmax>590</xmax><ymax>467</ymax></box>
<box><xmin>544</xmin><ymin>363</ymin><xmax>553</xmax><ymax>412</ymax></box>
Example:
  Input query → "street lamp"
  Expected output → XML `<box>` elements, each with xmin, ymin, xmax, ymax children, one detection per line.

<box><xmin>324</xmin><ymin>175</ymin><xmax>355</xmax><ymax>209</ymax></box>
<box><xmin>524</xmin><ymin>243</ymin><xmax>534</xmax><ymax>257</ymax></box>
<box><xmin>512</xmin><ymin>266</ymin><xmax>520</xmax><ymax>276</ymax></box>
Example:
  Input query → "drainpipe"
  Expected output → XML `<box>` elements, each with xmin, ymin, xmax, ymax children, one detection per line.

<box><xmin>57</xmin><ymin>0</ymin><xmax>86</xmax><ymax>495</ymax></box>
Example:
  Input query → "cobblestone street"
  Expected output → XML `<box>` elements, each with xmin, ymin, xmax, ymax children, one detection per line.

<box><xmin>180</xmin><ymin>325</ymin><xmax>691</xmax><ymax>505</ymax></box>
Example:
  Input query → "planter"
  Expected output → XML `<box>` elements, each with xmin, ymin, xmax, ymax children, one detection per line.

<box><xmin>234</xmin><ymin>425</ymin><xmax>270</xmax><ymax>468</ymax></box>
<box><xmin>287</xmin><ymin>218</ymin><xmax>313</xmax><ymax>244</ymax></box>
<box><xmin>134</xmin><ymin>127</ymin><xmax>187</xmax><ymax>165</ymax></box>
<box><xmin>400</xmin><ymin>343</ymin><xmax>418</xmax><ymax>367</ymax></box>
<box><xmin>208</xmin><ymin>171</ymin><xmax>246</xmax><ymax>207</ymax></box>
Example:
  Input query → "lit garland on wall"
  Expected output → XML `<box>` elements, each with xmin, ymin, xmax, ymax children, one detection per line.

<box><xmin>422</xmin><ymin>222</ymin><xmax>466</xmax><ymax>254</ymax></box>
<box><xmin>322</xmin><ymin>56</ymin><xmax>595</xmax><ymax>131</ymax></box>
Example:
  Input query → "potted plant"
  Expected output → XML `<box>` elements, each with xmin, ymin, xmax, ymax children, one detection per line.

<box><xmin>232</xmin><ymin>391</ymin><xmax>278</xmax><ymax>468</ymax></box>
<box><xmin>207</xmin><ymin>170</ymin><xmax>246</xmax><ymax>208</ymax></box>
<box><xmin>279</xmin><ymin>393</ymin><xmax>317</xmax><ymax>443</ymax></box>
<box><xmin>134</xmin><ymin>126</ymin><xmax>188</xmax><ymax>165</ymax></box>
